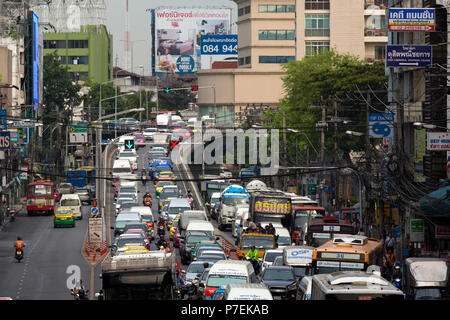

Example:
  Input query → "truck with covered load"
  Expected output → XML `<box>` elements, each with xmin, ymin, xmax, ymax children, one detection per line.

<box><xmin>100</xmin><ymin>251</ymin><xmax>176</xmax><ymax>300</ymax></box>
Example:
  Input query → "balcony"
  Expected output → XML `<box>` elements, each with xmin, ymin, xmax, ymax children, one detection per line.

<box><xmin>365</xmin><ymin>0</ymin><xmax>388</xmax><ymax>10</ymax></box>
<box><xmin>364</xmin><ymin>27</ymin><xmax>388</xmax><ymax>37</ymax></box>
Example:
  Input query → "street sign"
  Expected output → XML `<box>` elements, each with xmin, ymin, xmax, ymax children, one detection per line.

<box><xmin>69</xmin><ymin>125</ymin><xmax>87</xmax><ymax>133</ymax></box>
<box><xmin>124</xmin><ymin>139</ymin><xmax>135</xmax><ymax>150</ymax></box>
<box><xmin>369</xmin><ymin>113</ymin><xmax>395</xmax><ymax>138</ymax></box>
<box><xmin>0</xmin><ymin>132</ymin><xmax>11</xmax><ymax>150</ymax></box>
<box><xmin>426</xmin><ymin>132</ymin><xmax>450</xmax><ymax>151</ymax></box>
<box><xmin>386</xmin><ymin>45</ymin><xmax>432</xmax><ymax>68</ymax></box>
<box><xmin>90</xmin><ymin>207</ymin><xmax>99</xmax><ymax>218</ymax></box>
<box><xmin>388</xmin><ymin>8</ymin><xmax>435</xmax><ymax>32</ymax></box>
<box><xmin>8</xmin><ymin>130</ymin><xmax>19</xmax><ymax>142</ymax></box>
<box><xmin>69</xmin><ymin>132</ymin><xmax>87</xmax><ymax>144</ymax></box>
<box><xmin>88</xmin><ymin>217</ymin><xmax>103</xmax><ymax>248</ymax></box>
<box><xmin>0</xmin><ymin>110</ymin><xmax>6</xmax><ymax>129</ymax></box>
<box><xmin>410</xmin><ymin>219</ymin><xmax>424</xmax><ymax>242</ymax></box>
<box><xmin>20</xmin><ymin>165</ymin><xmax>28</xmax><ymax>180</ymax></box>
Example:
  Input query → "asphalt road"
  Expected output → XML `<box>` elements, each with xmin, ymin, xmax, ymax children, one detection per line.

<box><xmin>0</xmin><ymin>204</ymin><xmax>98</xmax><ymax>299</ymax></box>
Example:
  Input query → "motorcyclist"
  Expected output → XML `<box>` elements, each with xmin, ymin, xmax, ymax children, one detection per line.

<box><xmin>141</xmin><ymin>169</ymin><xmax>148</xmax><ymax>185</ymax></box>
<box><xmin>187</xmin><ymin>190</ymin><xmax>192</xmax><ymax>198</ymax></box>
<box><xmin>157</xmin><ymin>218</ymin><xmax>166</xmax><ymax>236</ymax></box>
<box><xmin>143</xmin><ymin>192</ymin><xmax>152</xmax><ymax>205</ymax></box>
<box><xmin>245</xmin><ymin>245</ymin><xmax>260</xmax><ymax>273</ymax></box>
<box><xmin>71</xmin><ymin>280</ymin><xmax>88</xmax><ymax>300</ymax></box>
<box><xmin>14</xmin><ymin>236</ymin><xmax>24</xmax><ymax>252</ymax></box>
<box><xmin>392</xmin><ymin>264</ymin><xmax>402</xmax><ymax>280</ymax></box>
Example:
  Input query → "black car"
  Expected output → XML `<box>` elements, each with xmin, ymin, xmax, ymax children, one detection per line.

<box><xmin>180</xmin><ymin>231</ymin><xmax>215</xmax><ymax>265</ymax></box>
<box><xmin>259</xmin><ymin>266</ymin><xmax>298</xmax><ymax>300</ymax></box>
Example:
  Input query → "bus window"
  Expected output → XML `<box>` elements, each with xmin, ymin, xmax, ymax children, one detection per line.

<box><xmin>29</xmin><ymin>184</ymin><xmax>52</xmax><ymax>196</ymax></box>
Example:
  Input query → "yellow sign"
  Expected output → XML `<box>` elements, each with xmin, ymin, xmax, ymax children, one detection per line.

<box><xmin>254</xmin><ymin>197</ymin><xmax>291</xmax><ymax>214</ymax></box>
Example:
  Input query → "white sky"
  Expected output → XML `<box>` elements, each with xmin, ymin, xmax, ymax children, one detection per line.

<box><xmin>105</xmin><ymin>0</ymin><xmax>237</xmax><ymax>76</ymax></box>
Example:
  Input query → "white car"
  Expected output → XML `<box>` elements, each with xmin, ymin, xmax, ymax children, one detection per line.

<box><xmin>59</xmin><ymin>194</ymin><xmax>82</xmax><ymax>220</ymax></box>
<box><xmin>219</xmin><ymin>167</ymin><xmax>232</xmax><ymax>178</ymax></box>
<box><xmin>143</xmin><ymin>127</ymin><xmax>157</xmax><ymax>140</ymax></box>
<box><xmin>261</xmin><ymin>249</ymin><xmax>283</xmax><ymax>272</ymax></box>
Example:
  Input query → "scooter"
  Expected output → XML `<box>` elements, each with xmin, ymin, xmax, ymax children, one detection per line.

<box><xmin>157</xmin><ymin>225</ymin><xmax>166</xmax><ymax>237</ymax></box>
<box><xmin>71</xmin><ymin>287</ymin><xmax>89</xmax><ymax>300</ymax></box>
<box><xmin>144</xmin><ymin>199</ymin><xmax>152</xmax><ymax>208</ymax></box>
<box><xmin>15</xmin><ymin>248</ymin><xmax>23</xmax><ymax>263</ymax></box>
<box><xmin>393</xmin><ymin>276</ymin><xmax>402</xmax><ymax>290</ymax></box>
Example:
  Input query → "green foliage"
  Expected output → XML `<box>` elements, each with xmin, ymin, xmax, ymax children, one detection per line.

<box><xmin>265</xmin><ymin>50</ymin><xmax>387</xmax><ymax>164</ymax></box>
<box><xmin>157</xmin><ymin>78</ymin><xmax>196</xmax><ymax>110</ymax></box>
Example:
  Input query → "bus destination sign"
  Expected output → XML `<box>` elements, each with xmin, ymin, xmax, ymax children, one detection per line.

<box><xmin>254</xmin><ymin>197</ymin><xmax>291</xmax><ymax>214</ymax></box>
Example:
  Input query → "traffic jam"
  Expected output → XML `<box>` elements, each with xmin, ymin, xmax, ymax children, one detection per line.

<box><xmin>91</xmin><ymin>112</ymin><xmax>449</xmax><ymax>301</ymax></box>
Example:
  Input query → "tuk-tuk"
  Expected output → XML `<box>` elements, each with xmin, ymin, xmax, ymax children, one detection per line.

<box><xmin>404</xmin><ymin>257</ymin><xmax>449</xmax><ymax>300</ymax></box>
<box><xmin>283</xmin><ymin>245</ymin><xmax>314</xmax><ymax>280</ymax></box>
<box><xmin>54</xmin><ymin>207</ymin><xmax>76</xmax><ymax>228</ymax></box>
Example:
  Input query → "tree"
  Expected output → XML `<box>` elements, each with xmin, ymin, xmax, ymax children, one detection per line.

<box><xmin>265</xmin><ymin>50</ymin><xmax>387</xmax><ymax>165</ymax></box>
<box><xmin>42</xmin><ymin>52</ymin><xmax>81</xmax><ymax>162</ymax></box>
<box><xmin>157</xmin><ymin>77</ymin><xmax>196</xmax><ymax>110</ymax></box>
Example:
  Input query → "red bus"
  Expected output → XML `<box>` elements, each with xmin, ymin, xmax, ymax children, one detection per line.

<box><xmin>27</xmin><ymin>180</ymin><xmax>55</xmax><ymax>216</ymax></box>
<box><xmin>306</xmin><ymin>216</ymin><xmax>355</xmax><ymax>247</ymax></box>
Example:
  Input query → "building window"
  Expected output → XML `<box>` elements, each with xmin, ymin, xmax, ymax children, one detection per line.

<box><xmin>259</xmin><ymin>56</ymin><xmax>295</xmax><ymax>63</ymax></box>
<box><xmin>305</xmin><ymin>14</ymin><xmax>330</xmax><ymax>36</ymax></box>
<box><xmin>44</xmin><ymin>40</ymin><xmax>66</xmax><ymax>49</ymax></box>
<box><xmin>59</xmin><ymin>56</ymin><xmax>67</xmax><ymax>64</ymax></box>
<box><xmin>68</xmin><ymin>40</ymin><xmax>88</xmax><ymax>48</ymax></box>
<box><xmin>305</xmin><ymin>0</ymin><xmax>330</xmax><ymax>10</ymax></box>
<box><xmin>305</xmin><ymin>41</ymin><xmax>330</xmax><ymax>57</ymax></box>
<box><xmin>238</xmin><ymin>57</ymin><xmax>245</xmax><ymax>66</ymax></box>
<box><xmin>239</xmin><ymin>5</ymin><xmax>251</xmax><ymax>16</ymax></box>
<box><xmin>374</xmin><ymin>45</ymin><xmax>386</xmax><ymax>60</ymax></box>
<box><xmin>259</xmin><ymin>5</ymin><xmax>295</xmax><ymax>12</ymax></box>
<box><xmin>259</xmin><ymin>30</ymin><xmax>295</xmax><ymax>40</ymax></box>
<box><xmin>69</xmin><ymin>56</ymin><xmax>89</xmax><ymax>65</ymax></box>
<box><xmin>245</xmin><ymin>56</ymin><xmax>251</xmax><ymax>64</ymax></box>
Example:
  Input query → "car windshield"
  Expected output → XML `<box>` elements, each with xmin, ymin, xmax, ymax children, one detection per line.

<box><xmin>76</xmin><ymin>189</ymin><xmax>88</xmax><ymax>193</ymax></box>
<box><xmin>125</xmin><ymin>224</ymin><xmax>147</xmax><ymax>232</ymax></box>
<box><xmin>118</xmin><ymin>199</ymin><xmax>136</xmax><ymax>205</ymax></box>
<box><xmin>265</xmin><ymin>252</ymin><xmax>283</xmax><ymax>263</ymax></box>
<box><xmin>223</xmin><ymin>197</ymin><xmax>249</xmax><ymax>206</ymax></box>
<box><xmin>415</xmin><ymin>288</ymin><xmax>443</xmax><ymax>300</ymax></box>
<box><xmin>158</xmin><ymin>181</ymin><xmax>173</xmax><ymax>188</ymax></box>
<box><xmin>59</xmin><ymin>183</ymin><xmax>72</xmax><ymax>188</ymax></box>
<box><xmin>161</xmin><ymin>189</ymin><xmax>178</xmax><ymax>197</ymax></box>
<box><xmin>277</xmin><ymin>237</ymin><xmax>291</xmax><ymax>246</ymax></box>
<box><xmin>61</xmin><ymin>199</ymin><xmax>79</xmax><ymax>206</ymax></box>
<box><xmin>117</xmin><ymin>237</ymin><xmax>143</xmax><ymax>247</ymax></box>
<box><xmin>294</xmin><ymin>212</ymin><xmax>323</xmax><ymax>228</ymax></box>
<box><xmin>263</xmin><ymin>268</ymin><xmax>295</xmax><ymax>282</ymax></box>
<box><xmin>118</xmin><ymin>194</ymin><xmax>134</xmax><ymax>200</ymax></box>
<box><xmin>241</xmin><ymin>236</ymin><xmax>274</xmax><ymax>249</ymax></box>
<box><xmin>273</xmin><ymin>257</ymin><xmax>284</xmax><ymax>266</ymax></box>
<box><xmin>187</xmin><ymin>235</ymin><xmax>212</xmax><ymax>244</ymax></box>
<box><xmin>115</xmin><ymin>220</ymin><xmax>139</xmax><ymax>228</ymax></box>
<box><xmin>207</xmin><ymin>275</ymin><xmax>247</xmax><ymax>287</ymax></box>
<box><xmin>187</xmin><ymin>263</ymin><xmax>207</xmax><ymax>274</ymax></box>
<box><xmin>120</xmin><ymin>188</ymin><xmax>135</xmax><ymax>194</ymax></box>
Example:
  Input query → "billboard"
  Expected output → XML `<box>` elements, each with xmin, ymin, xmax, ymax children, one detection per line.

<box><xmin>386</xmin><ymin>45</ymin><xmax>432</xmax><ymax>68</ymax></box>
<box><xmin>427</xmin><ymin>132</ymin><xmax>450</xmax><ymax>151</ymax></box>
<box><xmin>152</xmin><ymin>8</ymin><xmax>235</xmax><ymax>75</ymax></box>
<box><xmin>388</xmin><ymin>8</ymin><xmax>435</xmax><ymax>32</ymax></box>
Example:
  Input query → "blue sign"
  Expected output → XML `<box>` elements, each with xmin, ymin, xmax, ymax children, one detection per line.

<box><xmin>369</xmin><ymin>113</ymin><xmax>395</xmax><ymax>138</ymax></box>
<box><xmin>200</xmin><ymin>34</ymin><xmax>238</xmax><ymax>55</ymax></box>
<box><xmin>91</xmin><ymin>207</ymin><xmax>99</xmax><ymax>217</ymax></box>
<box><xmin>386</xmin><ymin>45</ymin><xmax>432</xmax><ymax>68</ymax></box>
<box><xmin>0</xmin><ymin>132</ymin><xmax>11</xmax><ymax>150</ymax></box>
<box><xmin>0</xmin><ymin>110</ymin><xmax>6</xmax><ymax>129</ymax></box>
<box><xmin>176</xmin><ymin>55</ymin><xmax>195</xmax><ymax>74</ymax></box>
<box><xmin>388</xmin><ymin>8</ymin><xmax>435</xmax><ymax>31</ymax></box>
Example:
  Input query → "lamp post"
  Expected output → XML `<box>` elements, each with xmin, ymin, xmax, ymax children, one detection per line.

<box><xmin>138</xmin><ymin>65</ymin><xmax>144</xmax><ymax>123</ymax></box>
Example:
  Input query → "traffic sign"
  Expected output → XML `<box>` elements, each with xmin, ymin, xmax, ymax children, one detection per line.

<box><xmin>69</xmin><ymin>126</ymin><xmax>87</xmax><ymax>133</ymax></box>
<box><xmin>124</xmin><ymin>139</ymin><xmax>135</xmax><ymax>150</ymax></box>
<box><xmin>0</xmin><ymin>132</ymin><xmax>11</xmax><ymax>150</ymax></box>
<box><xmin>90</xmin><ymin>207</ymin><xmax>99</xmax><ymax>218</ymax></box>
<box><xmin>88</xmin><ymin>217</ymin><xmax>103</xmax><ymax>248</ymax></box>
<box><xmin>69</xmin><ymin>132</ymin><xmax>87</xmax><ymax>144</ymax></box>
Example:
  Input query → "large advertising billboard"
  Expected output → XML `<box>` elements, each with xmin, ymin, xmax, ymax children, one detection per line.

<box><xmin>152</xmin><ymin>8</ymin><xmax>236</xmax><ymax>75</ymax></box>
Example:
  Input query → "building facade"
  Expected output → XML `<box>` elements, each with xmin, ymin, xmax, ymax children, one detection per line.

<box><xmin>43</xmin><ymin>24</ymin><xmax>113</xmax><ymax>83</ymax></box>
<box><xmin>197</xmin><ymin>0</ymin><xmax>388</xmax><ymax>126</ymax></box>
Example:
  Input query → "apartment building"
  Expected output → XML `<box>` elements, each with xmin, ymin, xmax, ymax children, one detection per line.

<box><xmin>197</xmin><ymin>0</ymin><xmax>388</xmax><ymax>125</ymax></box>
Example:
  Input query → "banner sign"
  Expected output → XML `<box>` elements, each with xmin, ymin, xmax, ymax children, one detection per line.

<box><xmin>388</xmin><ymin>8</ymin><xmax>435</xmax><ymax>31</ymax></box>
<box><xmin>386</xmin><ymin>45</ymin><xmax>432</xmax><ymax>68</ymax></box>
<box><xmin>0</xmin><ymin>132</ymin><xmax>11</xmax><ymax>150</ymax></box>
<box><xmin>253</xmin><ymin>197</ymin><xmax>292</xmax><ymax>215</ymax></box>
<box><xmin>153</xmin><ymin>8</ymin><xmax>235</xmax><ymax>74</ymax></box>
<box><xmin>200</xmin><ymin>34</ymin><xmax>238</xmax><ymax>55</ymax></box>
<box><xmin>427</xmin><ymin>132</ymin><xmax>450</xmax><ymax>151</ymax></box>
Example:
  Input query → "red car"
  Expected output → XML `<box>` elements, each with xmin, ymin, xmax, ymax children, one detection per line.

<box><xmin>53</xmin><ymin>190</ymin><xmax>60</xmax><ymax>202</ymax></box>
<box><xmin>132</xmin><ymin>132</ymin><xmax>145</xmax><ymax>149</ymax></box>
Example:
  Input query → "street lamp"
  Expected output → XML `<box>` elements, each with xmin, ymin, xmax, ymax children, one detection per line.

<box><xmin>413</xmin><ymin>122</ymin><xmax>439</xmax><ymax>130</ymax></box>
<box><xmin>345</xmin><ymin>130</ymin><xmax>365</xmax><ymax>137</ymax></box>
<box><xmin>286</xmin><ymin>128</ymin><xmax>319</xmax><ymax>158</ymax></box>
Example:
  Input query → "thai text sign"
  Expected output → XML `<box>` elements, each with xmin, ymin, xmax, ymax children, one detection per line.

<box><xmin>427</xmin><ymin>132</ymin><xmax>450</xmax><ymax>151</ymax></box>
<box><xmin>254</xmin><ymin>197</ymin><xmax>291</xmax><ymax>214</ymax></box>
<box><xmin>386</xmin><ymin>45</ymin><xmax>432</xmax><ymax>68</ymax></box>
<box><xmin>388</xmin><ymin>8</ymin><xmax>435</xmax><ymax>31</ymax></box>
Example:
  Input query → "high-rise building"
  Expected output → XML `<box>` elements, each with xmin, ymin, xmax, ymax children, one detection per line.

<box><xmin>197</xmin><ymin>0</ymin><xmax>388</xmax><ymax>126</ymax></box>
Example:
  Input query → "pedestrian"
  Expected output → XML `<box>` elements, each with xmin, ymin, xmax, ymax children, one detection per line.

<box><xmin>383</xmin><ymin>247</ymin><xmax>396</xmax><ymax>281</ymax></box>
<box><xmin>385</xmin><ymin>232</ymin><xmax>395</xmax><ymax>252</ymax></box>
<box><xmin>267</xmin><ymin>223</ymin><xmax>276</xmax><ymax>235</ymax></box>
<box><xmin>408</xmin><ymin>242</ymin><xmax>415</xmax><ymax>258</ymax></box>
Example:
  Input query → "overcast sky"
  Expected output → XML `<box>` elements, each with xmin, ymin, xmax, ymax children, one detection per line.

<box><xmin>105</xmin><ymin>0</ymin><xmax>237</xmax><ymax>76</ymax></box>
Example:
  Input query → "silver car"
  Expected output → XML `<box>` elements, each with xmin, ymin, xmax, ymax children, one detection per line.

<box><xmin>58</xmin><ymin>183</ymin><xmax>74</xmax><ymax>195</ymax></box>
<box><xmin>75</xmin><ymin>188</ymin><xmax>90</xmax><ymax>204</ymax></box>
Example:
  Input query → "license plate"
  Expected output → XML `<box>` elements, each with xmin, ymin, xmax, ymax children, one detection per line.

<box><xmin>37</xmin><ymin>205</ymin><xmax>43</xmax><ymax>208</ymax></box>
<box><xmin>17</xmin><ymin>251</ymin><xmax>21</xmax><ymax>254</ymax></box>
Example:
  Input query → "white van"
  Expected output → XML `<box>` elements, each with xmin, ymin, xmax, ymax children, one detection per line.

<box><xmin>118</xmin><ymin>178</ymin><xmax>139</xmax><ymax>200</ymax></box>
<box><xmin>186</xmin><ymin>220</ymin><xmax>215</xmax><ymax>237</ymax></box>
<box><xmin>60</xmin><ymin>194</ymin><xmax>82</xmax><ymax>220</ymax></box>
<box><xmin>204</xmin><ymin>260</ymin><xmax>257</xmax><ymax>299</ymax></box>
<box><xmin>224</xmin><ymin>283</ymin><xmax>273</xmax><ymax>300</ymax></box>
<box><xmin>112</xmin><ymin>159</ymin><xmax>132</xmax><ymax>178</ymax></box>
<box><xmin>275</xmin><ymin>227</ymin><xmax>292</xmax><ymax>248</ymax></box>
<box><xmin>118</xmin><ymin>147</ymin><xmax>138</xmax><ymax>171</ymax></box>
<box><xmin>232</xmin><ymin>207</ymin><xmax>249</xmax><ymax>238</ymax></box>
<box><xmin>130</xmin><ymin>206</ymin><xmax>154</xmax><ymax>239</ymax></box>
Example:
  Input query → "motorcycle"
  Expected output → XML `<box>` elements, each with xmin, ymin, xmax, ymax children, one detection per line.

<box><xmin>157</xmin><ymin>224</ymin><xmax>166</xmax><ymax>237</ymax></box>
<box><xmin>393</xmin><ymin>276</ymin><xmax>402</xmax><ymax>289</ymax></box>
<box><xmin>156</xmin><ymin>236</ymin><xmax>168</xmax><ymax>248</ymax></box>
<box><xmin>142</xmin><ymin>175</ymin><xmax>148</xmax><ymax>186</ymax></box>
<box><xmin>187</xmin><ymin>197</ymin><xmax>194</xmax><ymax>209</ymax></box>
<box><xmin>144</xmin><ymin>198</ymin><xmax>152</xmax><ymax>208</ymax></box>
<box><xmin>71</xmin><ymin>287</ymin><xmax>89</xmax><ymax>300</ymax></box>
<box><xmin>15</xmin><ymin>248</ymin><xmax>23</xmax><ymax>263</ymax></box>
<box><xmin>177</xmin><ymin>280</ymin><xmax>202</xmax><ymax>300</ymax></box>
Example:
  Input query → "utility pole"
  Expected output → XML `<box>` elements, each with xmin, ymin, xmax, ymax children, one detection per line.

<box><xmin>282</xmin><ymin>111</ymin><xmax>287</xmax><ymax>191</ymax></box>
<box><xmin>334</xmin><ymin>99</ymin><xmax>340</xmax><ymax>213</ymax></box>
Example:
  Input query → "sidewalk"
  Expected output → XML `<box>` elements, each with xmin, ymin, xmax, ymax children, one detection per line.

<box><xmin>0</xmin><ymin>197</ymin><xmax>26</xmax><ymax>232</ymax></box>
